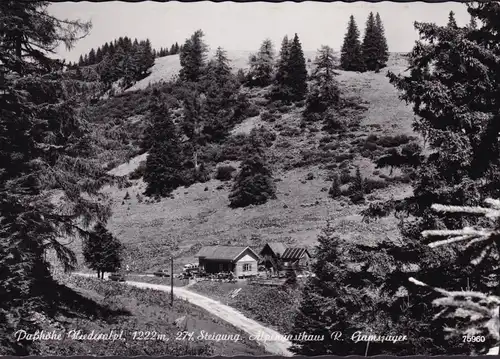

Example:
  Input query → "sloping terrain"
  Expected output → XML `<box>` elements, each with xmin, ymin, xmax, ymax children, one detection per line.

<box><xmin>126</xmin><ymin>50</ymin><xmax>320</xmax><ymax>92</ymax></box>
<box><xmin>69</xmin><ymin>52</ymin><xmax>416</xmax><ymax>273</ymax></box>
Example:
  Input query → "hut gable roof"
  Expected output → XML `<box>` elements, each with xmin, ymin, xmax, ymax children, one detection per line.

<box><xmin>195</xmin><ymin>246</ymin><xmax>260</xmax><ymax>261</ymax></box>
<box><xmin>260</xmin><ymin>242</ymin><xmax>286</xmax><ymax>256</ymax></box>
<box><xmin>281</xmin><ymin>247</ymin><xmax>310</xmax><ymax>260</ymax></box>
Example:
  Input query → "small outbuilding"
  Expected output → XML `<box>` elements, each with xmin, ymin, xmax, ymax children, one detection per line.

<box><xmin>195</xmin><ymin>245</ymin><xmax>260</xmax><ymax>278</ymax></box>
<box><xmin>259</xmin><ymin>242</ymin><xmax>286</xmax><ymax>271</ymax></box>
<box><xmin>281</xmin><ymin>247</ymin><xmax>312</xmax><ymax>271</ymax></box>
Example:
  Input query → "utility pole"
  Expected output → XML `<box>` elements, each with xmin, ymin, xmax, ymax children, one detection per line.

<box><xmin>170</xmin><ymin>256</ymin><xmax>174</xmax><ymax>306</ymax></box>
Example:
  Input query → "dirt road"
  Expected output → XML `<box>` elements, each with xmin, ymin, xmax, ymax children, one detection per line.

<box><xmin>74</xmin><ymin>273</ymin><xmax>293</xmax><ymax>356</ymax></box>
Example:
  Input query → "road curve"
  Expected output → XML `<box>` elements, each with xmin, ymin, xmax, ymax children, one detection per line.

<box><xmin>73</xmin><ymin>273</ymin><xmax>293</xmax><ymax>356</ymax></box>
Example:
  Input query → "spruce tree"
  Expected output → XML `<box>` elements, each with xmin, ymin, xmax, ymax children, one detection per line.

<box><xmin>179</xmin><ymin>30</ymin><xmax>208</xmax><ymax>82</ymax></box>
<box><xmin>374</xmin><ymin>13</ymin><xmax>389</xmax><ymax>69</ymax></box>
<box><xmin>88</xmin><ymin>48</ymin><xmax>96</xmax><ymax>65</ymax></box>
<box><xmin>340</xmin><ymin>15</ymin><xmax>364</xmax><ymax>71</ymax></box>
<box><xmin>328</xmin><ymin>173</ymin><xmax>341</xmax><ymax>198</ymax></box>
<box><xmin>228</xmin><ymin>130</ymin><xmax>276</xmax><ymax>208</ymax></box>
<box><xmin>170</xmin><ymin>44</ymin><xmax>176</xmax><ymax>55</ymax></box>
<box><xmin>287</xmin><ymin>33</ymin><xmax>308</xmax><ymax>102</ymax></box>
<box><xmin>83</xmin><ymin>223</ymin><xmax>123</xmax><ymax>279</ymax></box>
<box><xmin>360</xmin><ymin>3</ymin><xmax>500</xmax><ymax>354</ymax></box>
<box><xmin>306</xmin><ymin>45</ymin><xmax>340</xmax><ymax>115</ymax></box>
<box><xmin>270</xmin><ymin>35</ymin><xmax>292</xmax><ymax>102</ymax></box>
<box><xmin>247</xmin><ymin>39</ymin><xmax>275</xmax><ymax>87</ymax></box>
<box><xmin>361</xmin><ymin>12</ymin><xmax>380</xmax><ymax>71</ymax></box>
<box><xmin>290</xmin><ymin>223</ymin><xmax>394</xmax><ymax>355</ymax></box>
<box><xmin>0</xmin><ymin>1</ymin><xmax>111</xmax><ymax>354</ymax></box>
<box><xmin>144</xmin><ymin>89</ymin><xmax>185</xmax><ymax>197</ymax></box>
<box><xmin>447</xmin><ymin>10</ymin><xmax>458</xmax><ymax>28</ymax></box>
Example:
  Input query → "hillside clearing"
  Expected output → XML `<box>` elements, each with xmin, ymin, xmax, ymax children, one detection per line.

<box><xmin>68</xmin><ymin>53</ymin><xmax>415</xmax><ymax>274</ymax></box>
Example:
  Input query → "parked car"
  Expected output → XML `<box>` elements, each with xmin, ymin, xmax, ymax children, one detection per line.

<box><xmin>108</xmin><ymin>273</ymin><xmax>126</xmax><ymax>282</ymax></box>
<box><xmin>153</xmin><ymin>269</ymin><xmax>170</xmax><ymax>277</ymax></box>
<box><xmin>297</xmin><ymin>271</ymin><xmax>316</xmax><ymax>278</ymax></box>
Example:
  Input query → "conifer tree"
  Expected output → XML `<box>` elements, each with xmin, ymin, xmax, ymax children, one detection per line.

<box><xmin>144</xmin><ymin>89</ymin><xmax>185</xmax><ymax>197</ymax></box>
<box><xmin>340</xmin><ymin>15</ymin><xmax>364</xmax><ymax>71</ymax></box>
<box><xmin>229</xmin><ymin>130</ymin><xmax>276</xmax><ymax>208</ymax></box>
<box><xmin>447</xmin><ymin>10</ymin><xmax>458</xmax><ymax>28</ymax></box>
<box><xmin>360</xmin><ymin>2</ymin><xmax>500</xmax><ymax>354</ymax></box>
<box><xmin>305</xmin><ymin>45</ymin><xmax>340</xmax><ymax>115</ymax></box>
<box><xmin>290</xmin><ymin>223</ymin><xmax>393</xmax><ymax>355</ymax></box>
<box><xmin>201</xmin><ymin>47</ymin><xmax>240</xmax><ymax>142</ymax></box>
<box><xmin>88</xmin><ymin>48</ymin><xmax>96</xmax><ymax>65</ymax></box>
<box><xmin>78</xmin><ymin>54</ymin><xmax>84</xmax><ymax>66</ymax></box>
<box><xmin>96</xmin><ymin>47</ymin><xmax>103</xmax><ymax>63</ymax></box>
<box><xmin>374</xmin><ymin>13</ymin><xmax>389</xmax><ymax>68</ymax></box>
<box><xmin>361</xmin><ymin>12</ymin><xmax>380</xmax><ymax>71</ymax></box>
<box><xmin>83</xmin><ymin>223</ymin><xmax>123</xmax><ymax>279</ymax></box>
<box><xmin>270</xmin><ymin>35</ymin><xmax>292</xmax><ymax>102</ymax></box>
<box><xmin>247</xmin><ymin>39</ymin><xmax>275</xmax><ymax>87</ymax></box>
<box><xmin>0</xmin><ymin>1</ymin><xmax>111</xmax><ymax>354</ymax></box>
<box><xmin>468</xmin><ymin>15</ymin><xmax>478</xmax><ymax>30</ymax></box>
<box><xmin>179</xmin><ymin>30</ymin><xmax>208</xmax><ymax>82</ymax></box>
<box><xmin>287</xmin><ymin>33</ymin><xmax>308</xmax><ymax>102</ymax></box>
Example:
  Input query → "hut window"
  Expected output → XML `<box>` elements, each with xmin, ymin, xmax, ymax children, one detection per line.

<box><xmin>243</xmin><ymin>263</ymin><xmax>252</xmax><ymax>272</ymax></box>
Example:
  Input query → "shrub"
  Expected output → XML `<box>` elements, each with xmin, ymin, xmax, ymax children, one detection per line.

<box><xmin>340</xmin><ymin>168</ymin><xmax>351</xmax><ymax>184</ymax></box>
<box><xmin>364</xmin><ymin>178</ymin><xmax>389</xmax><ymax>193</ymax></box>
<box><xmin>328</xmin><ymin>173</ymin><xmax>342</xmax><ymax>198</ymax></box>
<box><xmin>261</xmin><ymin>111</ymin><xmax>279</xmax><ymax>123</ymax></box>
<box><xmin>245</xmin><ymin>104</ymin><xmax>260</xmax><ymax>118</ymax></box>
<box><xmin>280</xmin><ymin>126</ymin><xmax>302</xmax><ymax>137</ymax></box>
<box><xmin>129</xmin><ymin>160</ymin><xmax>147</xmax><ymax>180</ymax></box>
<box><xmin>376</xmin><ymin>134</ymin><xmax>415</xmax><ymax>148</ymax></box>
<box><xmin>215</xmin><ymin>165</ymin><xmax>237</xmax><ymax>181</ymax></box>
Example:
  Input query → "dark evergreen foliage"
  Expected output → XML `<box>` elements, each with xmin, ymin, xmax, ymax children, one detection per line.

<box><xmin>374</xmin><ymin>13</ymin><xmax>389</xmax><ymax>68</ymax></box>
<box><xmin>179</xmin><ymin>30</ymin><xmax>208</xmax><ymax>82</ymax></box>
<box><xmin>271</xmin><ymin>33</ymin><xmax>307</xmax><ymax>103</ymax></box>
<box><xmin>328</xmin><ymin>173</ymin><xmax>341</xmax><ymax>198</ymax></box>
<box><xmin>287</xmin><ymin>34</ymin><xmax>308</xmax><ymax>102</ymax></box>
<box><xmin>143</xmin><ymin>90</ymin><xmax>185</xmax><ymax>197</ymax></box>
<box><xmin>247</xmin><ymin>39</ymin><xmax>275</xmax><ymax>87</ymax></box>
<box><xmin>361</xmin><ymin>12</ymin><xmax>380</xmax><ymax>71</ymax></box>
<box><xmin>0</xmin><ymin>0</ymin><xmax>113</xmax><ymax>354</ymax></box>
<box><xmin>228</xmin><ymin>130</ymin><xmax>276</xmax><ymax>208</ymax></box>
<box><xmin>83</xmin><ymin>223</ymin><xmax>123</xmax><ymax>278</ymax></box>
<box><xmin>340</xmin><ymin>15</ymin><xmax>365</xmax><ymax>72</ymax></box>
<box><xmin>359</xmin><ymin>3</ymin><xmax>500</xmax><ymax>354</ymax></box>
<box><xmin>305</xmin><ymin>45</ymin><xmax>340</xmax><ymax>115</ymax></box>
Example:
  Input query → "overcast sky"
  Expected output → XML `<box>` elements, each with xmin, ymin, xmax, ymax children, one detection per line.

<box><xmin>48</xmin><ymin>1</ymin><xmax>471</xmax><ymax>63</ymax></box>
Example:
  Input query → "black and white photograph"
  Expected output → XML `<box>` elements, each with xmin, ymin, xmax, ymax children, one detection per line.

<box><xmin>1</xmin><ymin>0</ymin><xmax>499</xmax><ymax>356</ymax></box>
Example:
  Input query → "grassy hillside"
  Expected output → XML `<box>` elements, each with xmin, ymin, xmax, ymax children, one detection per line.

<box><xmin>71</xmin><ymin>52</ymin><xmax>415</xmax><ymax>274</ymax></box>
<box><xmin>36</xmin><ymin>275</ymin><xmax>266</xmax><ymax>356</ymax></box>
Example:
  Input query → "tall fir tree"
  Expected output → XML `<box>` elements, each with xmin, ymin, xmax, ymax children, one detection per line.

<box><xmin>271</xmin><ymin>35</ymin><xmax>292</xmax><ymax>101</ymax></box>
<box><xmin>374</xmin><ymin>13</ymin><xmax>389</xmax><ymax>69</ymax></box>
<box><xmin>143</xmin><ymin>89</ymin><xmax>185</xmax><ymax>197</ymax></box>
<box><xmin>305</xmin><ymin>45</ymin><xmax>340</xmax><ymax>115</ymax></box>
<box><xmin>88</xmin><ymin>48</ymin><xmax>96</xmax><ymax>65</ymax></box>
<box><xmin>287</xmin><ymin>33</ymin><xmax>308</xmax><ymax>102</ymax></box>
<box><xmin>340</xmin><ymin>15</ymin><xmax>365</xmax><ymax>71</ymax></box>
<box><xmin>0</xmin><ymin>0</ymin><xmax>114</xmax><ymax>354</ymax></box>
<box><xmin>360</xmin><ymin>3</ymin><xmax>500</xmax><ymax>354</ymax></box>
<box><xmin>179</xmin><ymin>30</ymin><xmax>208</xmax><ymax>82</ymax></box>
<box><xmin>361</xmin><ymin>12</ymin><xmax>380</xmax><ymax>71</ymax></box>
<box><xmin>83</xmin><ymin>223</ymin><xmax>123</xmax><ymax>279</ymax></box>
<box><xmin>447</xmin><ymin>10</ymin><xmax>458</xmax><ymax>28</ymax></box>
<box><xmin>247</xmin><ymin>39</ymin><xmax>275</xmax><ymax>87</ymax></box>
<box><xmin>229</xmin><ymin>130</ymin><xmax>276</xmax><ymax>208</ymax></box>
